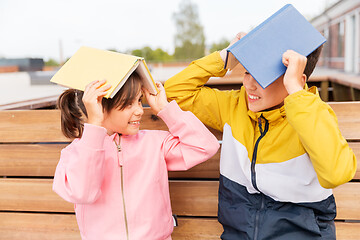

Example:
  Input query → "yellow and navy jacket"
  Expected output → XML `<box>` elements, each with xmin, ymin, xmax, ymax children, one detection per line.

<box><xmin>165</xmin><ymin>52</ymin><xmax>357</xmax><ymax>240</ymax></box>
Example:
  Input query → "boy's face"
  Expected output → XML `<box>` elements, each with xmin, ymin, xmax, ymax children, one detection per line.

<box><xmin>243</xmin><ymin>72</ymin><xmax>289</xmax><ymax>112</ymax></box>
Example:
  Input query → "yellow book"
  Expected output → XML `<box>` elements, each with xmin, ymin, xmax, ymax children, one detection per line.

<box><xmin>50</xmin><ymin>46</ymin><xmax>158</xmax><ymax>98</ymax></box>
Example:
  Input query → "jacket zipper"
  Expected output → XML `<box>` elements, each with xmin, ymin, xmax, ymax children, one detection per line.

<box><xmin>120</xmin><ymin>165</ymin><xmax>130</xmax><ymax>240</ymax></box>
<box><xmin>115</xmin><ymin>135</ymin><xmax>130</xmax><ymax>240</ymax></box>
<box><xmin>254</xmin><ymin>194</ymin><xmax>265</xmax><ymax>240</ymax></box>
<box><xmin>251</xmin><ymin>115</ymin><xmax>268</xmax><ymax>240</ymax></box>
<box><xmin>250</xmin><ymin>115</ymin><xmax>269</xmax><ymax>192</ymax></box>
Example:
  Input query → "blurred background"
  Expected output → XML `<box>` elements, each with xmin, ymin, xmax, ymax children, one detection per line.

<box><xmin>0</xmin><ymin>0</ymin><xmax>359</xmax><ymax>110</ymax></box>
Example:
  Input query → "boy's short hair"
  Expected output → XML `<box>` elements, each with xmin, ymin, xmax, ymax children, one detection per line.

<box><xmin>304</xmin><ymin>45</ymin><xmax>323</xmax><ymax>80</ymax></box>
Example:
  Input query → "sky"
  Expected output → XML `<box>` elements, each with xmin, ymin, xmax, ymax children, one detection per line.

<box><xmin>0</xmin><ymin>0</ymin><xmax>337</xmax><ymax>62</ymax></box>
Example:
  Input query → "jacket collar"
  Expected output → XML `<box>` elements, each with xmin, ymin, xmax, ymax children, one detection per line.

<box><xmin>248</xmin><ymin>106</ymin><xmax>286</xmax><ymax>124</ymax></box>
<box><xmin>247</xmin><ymin>85</ymin><xmax>317</xmax><ymax>124</ymax></box>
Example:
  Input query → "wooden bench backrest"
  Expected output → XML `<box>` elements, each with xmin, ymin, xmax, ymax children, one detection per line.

<box><xmin>0</xmin><ymin>101</ymin><xmax>359</xmax><ymax>239</ymax></box>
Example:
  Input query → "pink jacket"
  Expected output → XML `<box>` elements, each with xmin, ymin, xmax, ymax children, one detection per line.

<box><xmin>52</xmin><ymin>101</ymin><xmax>219</xmax><ymax>240</ymax></box>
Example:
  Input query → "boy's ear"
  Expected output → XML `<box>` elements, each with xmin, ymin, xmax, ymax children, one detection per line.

<box><xmin>302</xmin><ymin>74</ymin><xmax>307</xmax><ymax>86</ymax></box>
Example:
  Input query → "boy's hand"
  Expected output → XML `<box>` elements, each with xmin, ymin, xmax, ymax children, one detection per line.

<box><xmin>82</xmin><ymin>80</ymin><xmax>111</xmax><ymax>126</ymax></box>
<box><xmin>220</xmin><ymin>32</ymin><xmax>247</xmax><ymax>62</ymax></box>
<box><xmin>143</xmin><ymin>82</ymin><xmax>168</xmax><ymax>115</ymax></box>
<box><xmin>282</xmin><ymin>50</ymin><xmax>307</xmax><ymax>95</ymax></box>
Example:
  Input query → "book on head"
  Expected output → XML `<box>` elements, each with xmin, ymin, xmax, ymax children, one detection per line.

<box><xmin>50</xmin><ymin>46</ymin><xmax>158</xmax><ymax>98</ymax></box>
<box><xmin>224</xmin><ymin>4</ymin><xmax>326</xmax><ymax>88</ymax></box>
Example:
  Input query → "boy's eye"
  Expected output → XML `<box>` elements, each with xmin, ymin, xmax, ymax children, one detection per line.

<box><xmin>244</xmin><ymin>71</ymin><xmax>249</xmax><ymax>75</ymax></box>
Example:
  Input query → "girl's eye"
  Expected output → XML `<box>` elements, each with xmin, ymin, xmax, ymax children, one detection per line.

<box><xmin>244</xmin><ymin>71</ymin><xmax>249</xmax><ymax>75</ymax></box>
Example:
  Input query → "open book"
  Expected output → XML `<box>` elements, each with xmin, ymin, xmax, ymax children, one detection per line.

<box><xmin>224</xmin><ymin>4</ymin><xmax>326</xmax><ymax>88</ymax></box>
<box><xmin>50</xmin><ymin>46</ymin><xmax>158</xmax><ymax>98</ymax></box>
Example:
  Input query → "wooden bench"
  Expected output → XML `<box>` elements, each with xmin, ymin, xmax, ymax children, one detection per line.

<box><xmin>0</xmin><ymin>102</ymin><xmax>359</xmax><ymax>239</ymax></box>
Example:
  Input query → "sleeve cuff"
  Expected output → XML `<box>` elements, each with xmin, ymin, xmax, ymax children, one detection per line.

<box><xmin>79</xmin><ymin>123</ymin><xmax>108</xmax><ymax>149</ymax></box>
<box><xmin>157</xmin><ymin>100</ymin><xmax>183</xmax><ymax>127</ymax></box>
<box><xmin>194</xmin><ymin>52</ymin><xmax>228</xmax><ymax>77</ymax></box>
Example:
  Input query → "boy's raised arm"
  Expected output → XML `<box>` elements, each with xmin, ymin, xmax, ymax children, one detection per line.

<box><xmin>164</xmin><ymin>52</ymin><xmax>228</xmax><ymax>131</ymax></box>
<box><xmin>283</xmin><ymin>50</ymin><xmax>356</xmax><ymax>188</ymax></box>
<box><xmin>164</xmin><ymin>33</ymin><xmax>245</xmax><ymax>131</ymax></box>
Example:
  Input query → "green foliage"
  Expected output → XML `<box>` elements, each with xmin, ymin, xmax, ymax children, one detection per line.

<box><xmin>131</xmin><ymin>47</ymin><xmax>173</xmax><ymax>62</ymax></box>
<box><xmin>45</xmin><ymin>58</ymin><xmax>59</xmax><ymax>66</ymax></box>
<box><xmin>210</xmin><ymin>39</ymin><xmax>230</xmax><ymax>53</ymax></box>
<box><xmin>172</xmin><ymin>0</ymin><xmax>205</xmax><ymax>61</ymax></box>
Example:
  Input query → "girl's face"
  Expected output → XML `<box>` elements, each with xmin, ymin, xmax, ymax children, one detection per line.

<box><xmin>102</xmin><ymin>91</ymin><xmax>144</xmax><ymax>135</ymax></box>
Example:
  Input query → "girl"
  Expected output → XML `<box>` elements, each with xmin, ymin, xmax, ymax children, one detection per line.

<box><xmin>52</xmin><ymin>72</ymin><xmax>219</xmax><ymax>240</ymax></box>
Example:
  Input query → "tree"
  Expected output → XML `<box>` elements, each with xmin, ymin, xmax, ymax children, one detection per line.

<box><xmin>209</xmin><ymin>38</ymin><xmax>230</xmax><ymax>53</ymax></box>
<box><xmin>131</xmin><ymin>46</ymin><xmax>154</xmax><ymax>60</ymax></box>
<box><xmin>172</xmin><ymin>0</ymin><xmax>205</xmax><ymax>61</ymax></box>
<box><xmin>152</xmin><ymin>48</ymin><xmax>173</xmax><ymax>62</ymax></box>
<box><xmin>131</xmin><ymin>47</ymin><xmax>173</xmax><ymax>62</ymax></box>
<box><xmin>45</xmin><ymin>58</ymin><xmax>59</xmax><ymax>66</ymax></box>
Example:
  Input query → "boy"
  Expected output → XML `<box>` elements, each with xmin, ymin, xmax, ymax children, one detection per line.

<box><xmin>164</xmin><ymin>33</ymin><xmax>357</xmax><ymax>239</ymax></box>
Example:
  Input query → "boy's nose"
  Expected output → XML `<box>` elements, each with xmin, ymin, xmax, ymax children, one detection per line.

<box><xmin>243</xmin><ymin>74</ymin><xmax>257</xmax><ymax>91</ymax></box>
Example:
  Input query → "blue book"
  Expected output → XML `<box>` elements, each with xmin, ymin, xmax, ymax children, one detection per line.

<box><xmin>225</xmin><ymin>4</ymin><xmax>326</xmax><ymax>88</ymax></box>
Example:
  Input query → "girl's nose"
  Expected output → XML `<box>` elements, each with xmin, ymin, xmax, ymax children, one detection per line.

<box><xmin>134</xmin><ymin>102</ymin><xmax>144</xmax><ymax>116</ymax></box>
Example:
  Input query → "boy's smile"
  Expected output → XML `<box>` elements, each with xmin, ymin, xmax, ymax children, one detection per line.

<box><xmin>243</xmin><ymin>72</ymin><xmax>289</xmax><ymax>112</ymax></box>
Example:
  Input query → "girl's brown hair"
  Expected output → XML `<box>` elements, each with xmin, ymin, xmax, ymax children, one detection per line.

<box><xmin>57</xmin><ymin>72</ymin><xmax>142</xmax><ymax>139</ymax></box>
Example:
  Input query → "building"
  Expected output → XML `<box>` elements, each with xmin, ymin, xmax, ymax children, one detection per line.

<box><xmin>311</xmin><ymin>0</ymin><xmax>360</xmax><ymax>74</ymax></box>
<box><xmin>0</xmin><ymin>58</ymin><xmax>44</xmax><ymax>72</ymax></box>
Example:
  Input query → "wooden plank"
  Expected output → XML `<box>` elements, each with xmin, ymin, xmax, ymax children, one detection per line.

<box><xmin>1</xmin><ymin>102</ymin><xmax>358</xmax><ymax>143</ymax></box>
<box><xmin>0</xmin><ymin>212</ymin><xmax>80</xmax><ymax>240</ymax></box>
<box><xmin>174</xmin><ymin>219</ymin><xmax>360</xmax><ymax>240</ymax></box>
<box><xmin>170</xmin><ymin>181</ymin><xmax>218</xmax><ymax>217</ymax></box>
<box><xmin>0</xmin><ymin>144</ymin><xmax>66</xmax><ymax>177</ymax></box>
<box><xmin>1</xmin><ymin>179</ymin><xmax>358</xmax><ymax>221</ymax></box>
<box><xmin>0</xmin><ymin>144</ymin><xmax>221</xmax><ymax>178</ymax></box>
<box><xmin>1</xmin><ymin>142</ymin><xmax>358</xmax><ymax>180</ymax></box>
<box><xmin>335</xmin><ymin>222</ymin><xmax>360</xmax><ymax>240</ymax></box>
<box><xmin>0</xmin><ymin>179</ymin><xmax>74</xmax><ymax>213</ymax></box>
<box><xmin>0</xmin><ymin>139</ymin><xmax>358</xmax><ymax>181</ymax></box>
<box><xmin>168</xmin><ymin>151</ymin><xmax>220</xmax><ymax>179</ymax></box>
<box><xmin>328</xmin><ymin>102</ymin><xmax>360</xmax><ymax>120</ymax></box>
<box><xmin>0</xmin><ymin>110</ymin><xmax>67</xmax><ymax>143</ymax></box>
<box><xmin>1</xmin><ymin>142</ymin><xmax>357</xmax><ymax>180</ymax></box>
<box><xmin>0</xmin><ymin>109</ymin><xmax>221</xmax><ymax>143</ymax></box>
<box><xmin>0</xmin><ymin>213</ymin><xmax>358</xmax><ymax>240</ymax></box>
<box><xmin>173</xmin><ymin>217</ymin><xmax>222</xmax><ymax>240</ymax></box>
<box><xmin>0</xmin><ymin>109</ymin><xmax>168</xmax><ymax>143</ymax></box>
<box><xmin>349</xmin><ymin>142</ymin><xmax>360</xmax><ymax>180</ymax></box>
<box><xmin>333</xmin><ymin>182</ymin><xmax>360</xmax><ymax>220</ymax></box>
<box><xmin>328</xmin><ymin>102</ymin><xmax>360</xmax><ymax>140</ymax></box>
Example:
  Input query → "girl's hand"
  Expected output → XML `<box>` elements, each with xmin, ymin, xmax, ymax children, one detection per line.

<box><xmin>282</xmin><ymin>50</ymin><xmax>307</xmax><ymax>95</ymax></box>
<box><xmin>82</xmin><ymin>80</ymin><xmax>111</xmax><ymax>126</ymax></box>
<box><xmin>143</xmin><ymin>82</ymin><xmax>168</xmax><ymax>115</ymax></box>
